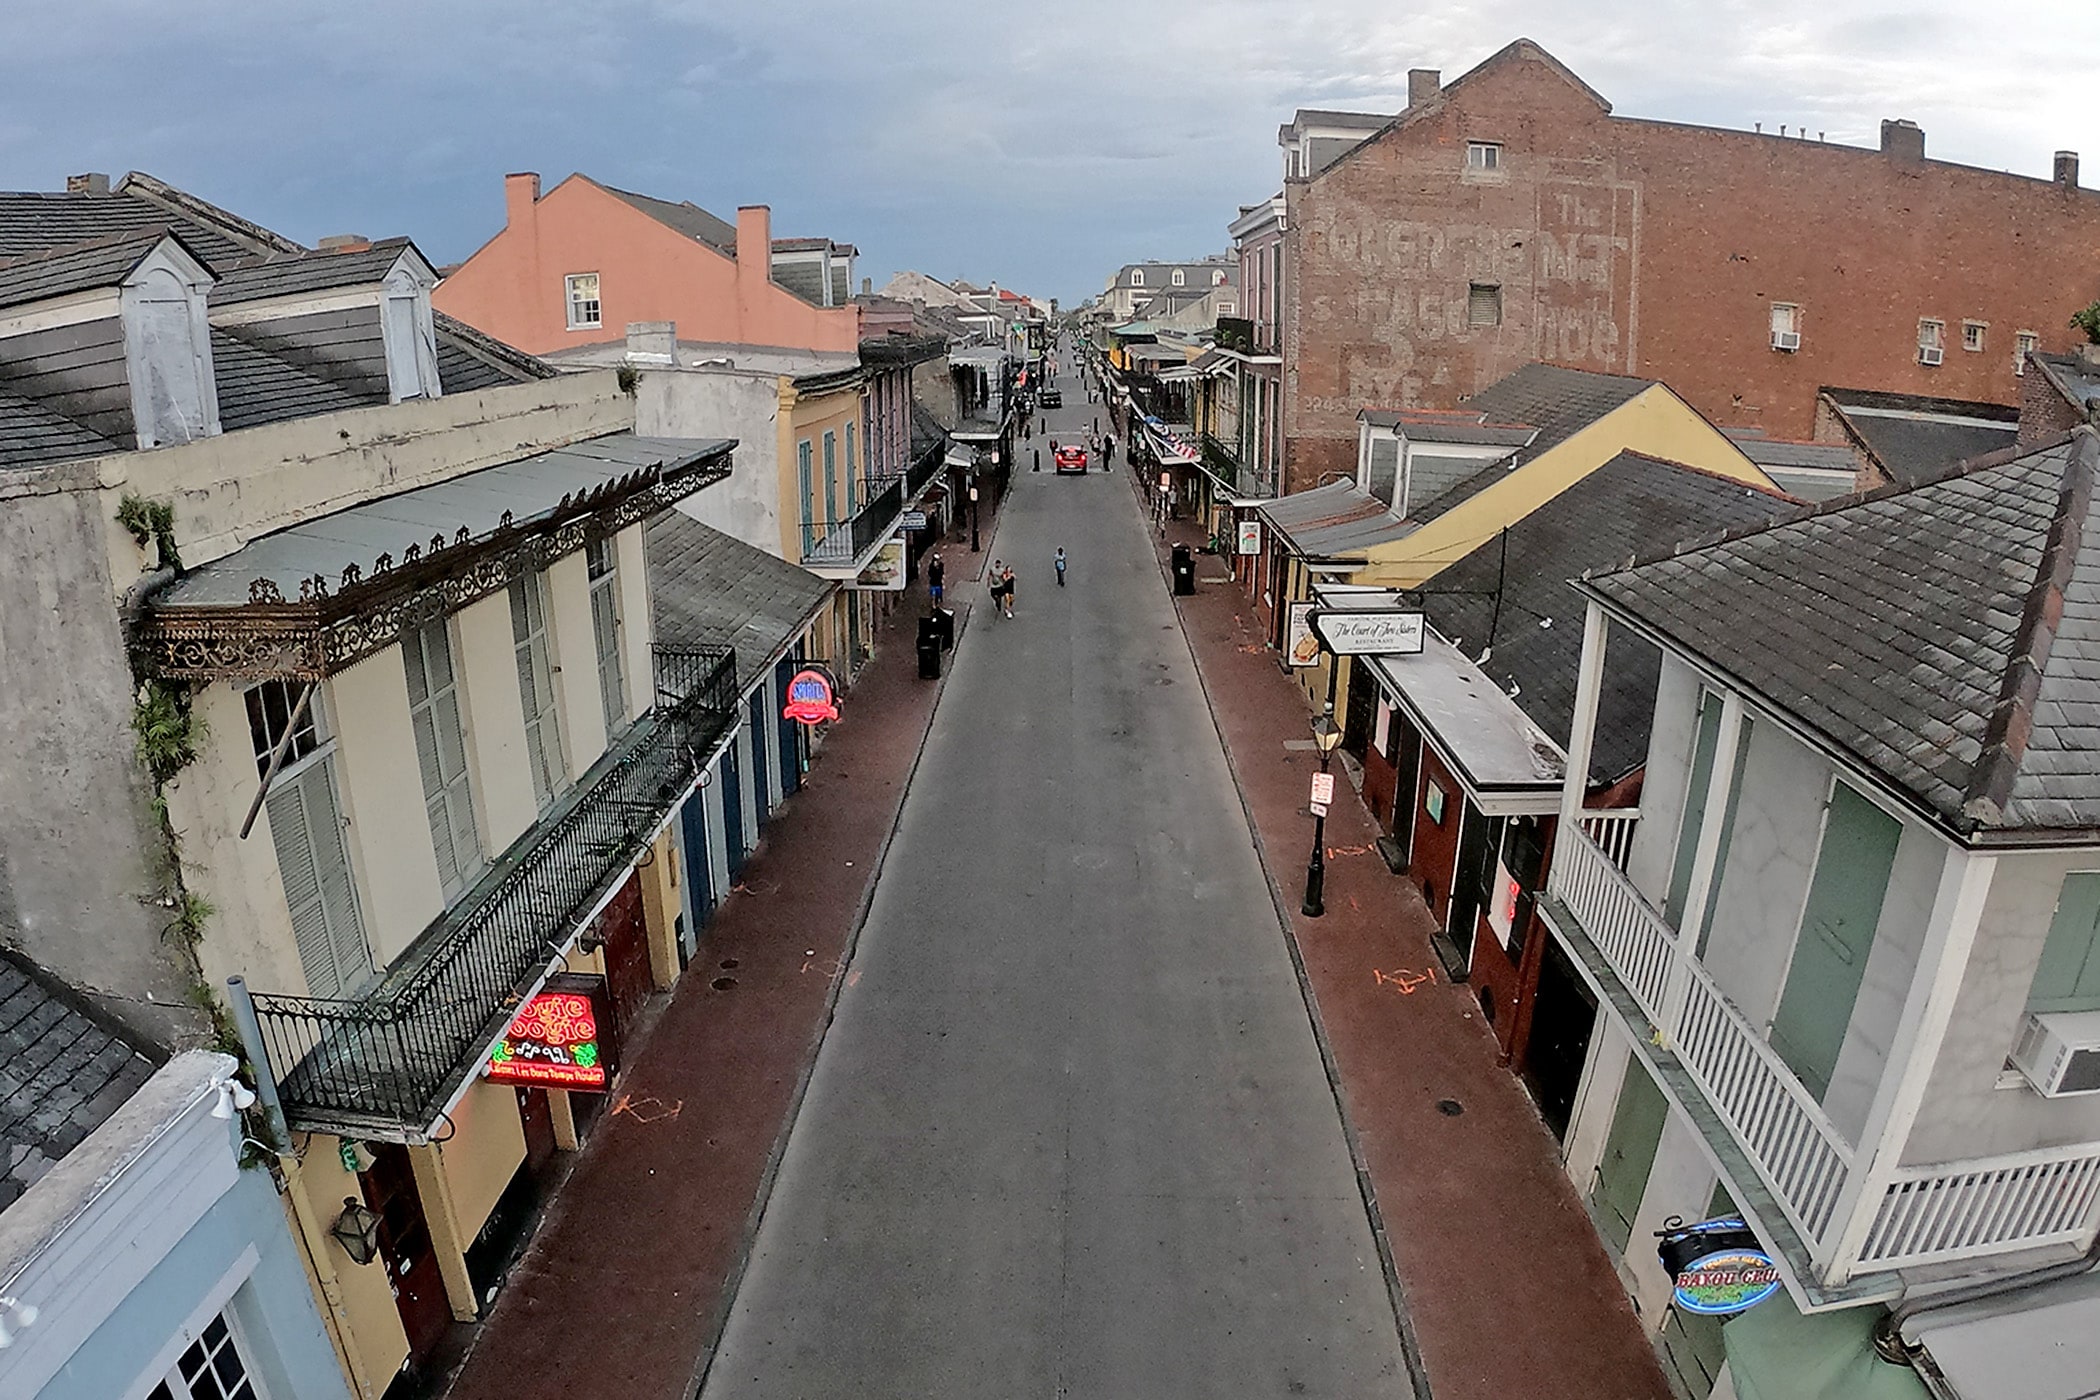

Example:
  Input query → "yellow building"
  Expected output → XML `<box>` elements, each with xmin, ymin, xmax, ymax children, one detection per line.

<box><xmin>1243</xmin><ymin>365</ymin><xmax>1781</xmax><ymax>715</ymax></box>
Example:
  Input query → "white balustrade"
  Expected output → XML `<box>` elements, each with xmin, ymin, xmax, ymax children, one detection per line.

<box><xmin>1860</xmin><ymin>1144</ymin><xmax>2100</xmax><ymax>1270</ymax></box>
<box><xmin>1578</xmin><ymin>808</ymin><xmax>1640</xmax><ymax>871</ymax></box>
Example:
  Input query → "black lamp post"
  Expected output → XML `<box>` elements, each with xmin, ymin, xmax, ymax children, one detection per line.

<box><xmin>969</xmin><ymin>481</ymin><xmax>981</xmax><ymax>552</ymax></box>
<box><xmin>1303</xmin><ymin>630</ymin><xmax>1344</xmax><ymax>918</ymax></box>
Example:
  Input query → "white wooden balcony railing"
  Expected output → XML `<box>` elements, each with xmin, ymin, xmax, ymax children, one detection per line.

<box><xmin>1860</xmin><ymin>1143</ymin><xmax>2100</xmax><ymax>1271</ymax></box>
<box><xmin>1577</xmin><ymin>808</ymin><xmax>1640</xmax><ymax>871</ymax></box>
<box><xmin>1550</xmin><ymin>825</ymin><xmax>1853</xmax><ymax>1245</ymax></box>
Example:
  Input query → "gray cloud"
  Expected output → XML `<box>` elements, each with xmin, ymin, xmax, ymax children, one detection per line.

<box><xmin>0</xmin><ymin>1</ymin><xmax>2091</xmax><ymax>304</ymax></box>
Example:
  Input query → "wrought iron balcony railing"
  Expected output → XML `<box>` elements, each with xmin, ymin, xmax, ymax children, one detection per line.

<box><xmin>244</xmin><ymin>643</ymin><xmax>737</xmax><ymax>1138</ymax></box>
<box><xmin>801</xmin><ymin>473</ymin><xmax>907</xmax><ymax>567</ymax></box>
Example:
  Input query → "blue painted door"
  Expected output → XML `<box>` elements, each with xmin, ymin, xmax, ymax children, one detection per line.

<box><xmin>722</xmin><ymin>748</ymin><xmax>746</xmax><ymax>878</ymax></box>
<box><xmin>680</xmin><ymin>792</ymin><xmax>714</xmax><ymax>951</ymax></box>
<box><xmin>775</xmin><ymin>655</ymin><xmax>801</xmax><ymax>797</ymax></box>
<box><xmin>749</xmin><ymin>689</ymin><xmax>771</xmax><ymax>831</ymax></box>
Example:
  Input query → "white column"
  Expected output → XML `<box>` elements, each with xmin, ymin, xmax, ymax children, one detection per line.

<box><xmin>1556</xmin><ymin>601</ymin><xmax>1610</xmax><ymax>836</ymax></box>
<box><xmin>1817</xmin><ymin>847</ymin><xmax>1997</xmax><ymax>1284</ymax></box>
<box><xmin>1660</xmin><ymin>690</ymin><xmax>1747</xmax><ymax>1038</ymax></box>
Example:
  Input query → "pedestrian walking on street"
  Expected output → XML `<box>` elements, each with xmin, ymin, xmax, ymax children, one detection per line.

<box><xmin>989</xmin><ymin>560</ymin><xmax>1008</xmax><ymax>618</ymax></box>
<box><xmin>1001</xmin><ymin>564</ymin><xmax>1017</xmax><ymax>618</ymax></box>
<box><xmin>1105</xmin><ymin>432</ymin><xmax>1116</xmax><ymax>465</ymax></box>
<box><xmin>1054</xmin><ymin>547</ymin><xmax>1067</xmax><ymax>587</ymax></box>
<box><xmin>928</xmin><ymin>551</ymin><xmax>945</xmax><ymax>605</ymax></box>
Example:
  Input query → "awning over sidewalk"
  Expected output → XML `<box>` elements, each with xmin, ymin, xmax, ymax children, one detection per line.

<box><xmin>1369</xmin><ymin>638</ymin><xmax>1563</xmax><ymax>815</ymax></box>
<box><xmin>1725</xmin><ymin>1294</ymin><xmax>1929</xmax><ymax>1400</ymax></box>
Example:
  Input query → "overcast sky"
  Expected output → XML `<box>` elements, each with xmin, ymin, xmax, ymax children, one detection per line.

<box><xmin>3</xmin><ymin>1</ymin><xmax>2093</xmax><ymax>305</ymax></box>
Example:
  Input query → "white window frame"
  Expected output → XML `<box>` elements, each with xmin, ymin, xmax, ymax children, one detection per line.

<box><xmin>1129</xmin><ymin>269</ymin><xmax>1144</xmax><ymax>287</ymax></box>
<box><xmin>1466</xmin><ymin>141</ymin><xmax>1503</xmax><ymax>171</ymax></box>
<box><xmin>564</xmin><ymin>272</ymin><xmax>601</xmax><ymax>330</ymax></box>
<box><xmin>1919</xmin><ymin>318</ymin><xmax>1945</xmax><ymax>350</ymax></box>
<box><xmin>122</xmin><ymin>1247</ymin><xmax>265</xmax><ymax>1400</ymax></box>
<box><xmin>1962</xmin><ymin>320</ymin><xmax>1987</xmax><ymax>353</ymax></box>
<box><xmin>1172</xmin><ymin>269</ymin><xmax>1186</xmax><ymax>287</ymax></box>
<box><xmin>2016</xmin><ymin>330</ymin><xmax>2039</xmax><ymax>375</ymax></box>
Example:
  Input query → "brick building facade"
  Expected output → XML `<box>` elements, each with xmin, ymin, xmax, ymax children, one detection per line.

<box><xmin>1280</xmin><ymin>39</ymin><xmax>2100</xmax><ymax>494</ymax></box>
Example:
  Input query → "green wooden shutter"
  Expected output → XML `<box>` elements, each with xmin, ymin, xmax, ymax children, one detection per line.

<box><xmin>1770</xmin><ymin>782</ymin><xmax>1902</xmax><ymax>1099</ymax></box>
<box><xmin>1591</xmin><ymin>1060</ymin><xmax>1669</xmax><ymax>1253</ymax></box>
<box><xmin>823</xmin><ymin>430</ymin><xmax>839</xmax><ymax>526</ymax></box>
<box><xmin>2029</xmin><ymin>873</ymin><xmax>2100</xmax><ymax>1013</ymax></box>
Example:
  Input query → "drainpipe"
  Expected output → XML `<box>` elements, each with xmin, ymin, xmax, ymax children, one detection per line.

<box><xmin>120</xmin><ymin>564</ymin><xmax>177</xmax><ymax>623</ymax></box>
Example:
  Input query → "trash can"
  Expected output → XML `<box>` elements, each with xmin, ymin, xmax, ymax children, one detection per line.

<box><xmin>1171</xmin><ymin>543</ymin><xmax>1196</xmax><ymax>596</ymax></box>
<box><xmin>932</xmin><ymin>606</ymin><xmax>955</xmax><ymax>651</ymax></box>
<box><xmin>917</xmin><ymin>630</ymin><xmax>941</xmax><ymax>679</ymax></box>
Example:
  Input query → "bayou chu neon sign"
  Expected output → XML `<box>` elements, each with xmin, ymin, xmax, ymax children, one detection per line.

<box><xmin>783</xmin><ymin>668</ymin><xmax>838</xmax><ymax>726</ymax></box>
<box><xmin>486</xmin><ymin>991</ymin><xmax>606</xmax><ymax>1090</ymax></box>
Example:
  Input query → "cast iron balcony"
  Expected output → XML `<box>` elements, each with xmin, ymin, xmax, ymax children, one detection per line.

<box><xmin>801</xmin><ymin>473</ymin><xmax>907</xmax><ymax>568</ymax></box>
<box><xmin>244</xmin><ymin>643</ymin><xmax>738</xmax><ymax>1139</ymax></box>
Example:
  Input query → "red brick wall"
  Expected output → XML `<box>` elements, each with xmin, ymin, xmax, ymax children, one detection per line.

<box><xmin>2020</xmin><ymin>361</ymin><xmax>2085</xmax><ymax>447</ymax></box>
<box><xmin>1282</xmin><ymin>41</ymin><xmax>2100</xmax><ymax>495</ymax></box>
<box><xmin>1409</xmin><ymin>741</ymin><xmax>1462</xmax><ymax>926</ymax></box>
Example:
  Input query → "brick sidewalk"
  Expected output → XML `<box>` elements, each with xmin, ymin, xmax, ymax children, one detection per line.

<box><xmin>1148</xmin><ymin>507</ymin><xmax>1672</xmax><ymax>1400</ymax></box>
<box><xmin>443</xmin><ymin>568</ymin><xmax>982</xmax><ymax>1400</ymax></box>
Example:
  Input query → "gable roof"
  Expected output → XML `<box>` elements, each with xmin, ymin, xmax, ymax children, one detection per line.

<box><xmin>1460</xmin><ymin>363</ymin><xmax>1655</xmax><ymax>460</ymax></box>
<box><xmin>591</xmin><ymin>180</ymin><xmax>738</xmax><ymax>256</ymax></box>
<box><xmin>0</xmin><ymin>949</ymin><xmax>158</xmax><ymax>1211</ymax></box>
<box><xmin>1427</xmin><ymin>451</ymin><xmax>1794</xmax><ymax>784</ymax></box>
<box><xmin>645</xmin><ymin>511</ymin><xmax>835</xmax><ymax>681</ymax></box>
<box><xmin>1583</xmin><ymin>430</ymin><xmax>2100</xmax><ymax>840</ymax></box>
<box><xmin>209</xmin><ymin>237</ymin><xmax>425</xmax><ymax>306</ymax></box>
<box><xmin>1819</xmin><ymin>387</ymin><xmax>2018</xmax><ymax>487</ymax></box>
<box><xmin>1436</xmin><ymin>37</ymin><xmax>1612</xmax><ymax>115</ymax></box>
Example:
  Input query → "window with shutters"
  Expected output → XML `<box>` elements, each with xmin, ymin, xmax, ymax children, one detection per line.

<box><xmin>844</xmin><ymin>422</ymin><xmax>858</xmax><ymax>515</ymax></box>
<box><xmin>404</xmin><ymin>618</ymin><xmax>484</xmax><ymax>902</ymax></box>
<box><xmin>586</xmin><ymin>538</ymin><xmax>628</xmax><ymax>735</ymax></box>
<box><xmin>823</xmin><ymin>430</ymin><xmax>839</xmax><ymax>525</ymax></box>
<box><xmin>146</xmin><ymin>1310</ymin><xmax>259</xmax><ymax>1400</ymax></box>
<box><xmin>250</xmin><ymin>683</ymin><xmax>371</xmax><ymax>999</ymax></box>
<box><xmin>511</xmin><ymin>571</ymin><xmax>568</xmax><ymax>808</ymax></box>
<box><xmin>1468</xmin><ymin>283</ymin><xmax>1502</xmax><ymax>327</ymax></box>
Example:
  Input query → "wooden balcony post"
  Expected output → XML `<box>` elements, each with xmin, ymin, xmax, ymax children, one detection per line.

<box><xmin>1660</xmin><ymin>690</ymin><xmax>1746</xmax><ymax>1039</ymax></box>
<box><xmin>1556</xmin><ymin>601</ymin><xmax>1609</xmax><ymax>837</ymax></box>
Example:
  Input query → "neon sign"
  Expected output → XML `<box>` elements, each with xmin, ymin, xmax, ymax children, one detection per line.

<box><xmin>782</xmin><ymin>668</ymin><xmax>838</xmax><ymax>725</ymax></box>
<box><xmin>487</xmin><ymin>989</ymin><xmax>607</xmax><ymax>1090</ymax></box>
<box><xmin>1659</xmin><ymin>1216</ymin><xmax>1782</xmax><ymax>1315</ymax></box>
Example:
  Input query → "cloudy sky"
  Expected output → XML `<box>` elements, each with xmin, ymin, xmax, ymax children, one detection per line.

<box><xmin>3</xmin><ymin>1</ymin><xmax>2093</xmax><ymax>304</ymax></box>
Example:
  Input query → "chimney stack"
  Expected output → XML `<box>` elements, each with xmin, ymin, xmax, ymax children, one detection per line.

<box><xmin>66</xmin><ymin>172</ymin><xmax>110</xmax><ymax>195</ymax></box>
<box><xmin>735</xmin><ymin>205</ymin><xmax>771</xmax><ymax>271</ymax></box>
<box><xmin>1407</xmin><ymin>69</ymin><xmax>1441</xmax><ymax>109</ymax></box>
<box><xmin>1880</xmin><ymin>119</ymin><xmax>1925</xmax><ymax>164</ymax></box>
<box><xmin>504</xmin><ymin>172</ymin><xmax>541</xmax><ymax>229</ymax></box>
<box><xmin>317</xmin><ymin>234</ymin><xmax>371</xmax><ymax>253</ymax></box>
<box><xmin>2057</xmin><ymin>150</ymin><xmax>2081</xmax><ymax>189</ymax></box>
<box><xmin>625</xmin><ymin>321</ymin><xmax>676</xmax><ymax>365</ymax></box>
<box><xmin>862</xmin><ymin>276</ymin><xmax>872</xmax><ymax>296</ymax></box>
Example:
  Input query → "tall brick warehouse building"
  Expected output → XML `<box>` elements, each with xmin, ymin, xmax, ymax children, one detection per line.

<box><xmin>1279</xmin><ymin>39</ymin><xmax>2100</xmax><ymax>493</ymax></box>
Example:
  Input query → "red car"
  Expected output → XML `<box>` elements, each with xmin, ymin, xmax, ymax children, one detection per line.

<box><xmin>1054</xmin><ymin>446</ymin><xmax>1088</xmax><ymax>474</ymax></box>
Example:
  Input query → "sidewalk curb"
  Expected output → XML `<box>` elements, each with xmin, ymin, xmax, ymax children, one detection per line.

<box><xmin>683</xmin><ymin>602</ymin><xmax>975</xmax><ymax>1399</ymax></box>
<box><xmin>1132</xmin><ymin>473</ymin><xmax>1434</xmax><ymax>1400</ymax></box>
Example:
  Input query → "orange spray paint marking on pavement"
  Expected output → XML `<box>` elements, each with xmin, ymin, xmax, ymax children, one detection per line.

<box><xmin>611</xmin><ymin>1095</ymin><xmax>683</xmax><ymax>1124</ymax></box>
<box><xmin>1373</xmin><ymin>967</ymin><xmax>1438</xmax><ymax>995</ymax></box>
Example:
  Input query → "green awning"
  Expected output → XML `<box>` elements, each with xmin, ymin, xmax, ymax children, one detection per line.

<box><xmin>1724</xmin><ymin>1293</ymin><xmax>1930</xmax><ymax>1400</ymax></box>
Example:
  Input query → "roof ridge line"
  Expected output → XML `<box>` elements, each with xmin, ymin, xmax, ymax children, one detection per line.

<box><xmin>1963</xmin><ymin>426</ymin><xmax>2100</xmax><ymax>823</ymax></box>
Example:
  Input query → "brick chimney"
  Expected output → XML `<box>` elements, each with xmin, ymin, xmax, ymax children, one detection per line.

<box><xmin>66</xmin><ymin>172</ymin><xmax>110</xmax><ymax>195</ymax></box>
<box><xmin>1881</xmin><ymin>119</ymin><xmax>1925</xmax><ymax>164</ymax></box>
<box><xmin>2057</xmin><ymin>150</ymin><xmax>2081</xmax><ymax>189</ymax></box>
<box><xmin>1407</xmin><ymin>69</ymin><xmax>1441</xmax><ymax>109</ymax></box>
<box><xmin>317</xmin><ymin>234</ymin><xmax>371</xmax><ymax>253</ymax></box>
<box><xmin>505</xmin><ymin>172</ymin><xmax>540</xmax><ymax>229</ymax></box>
<box><xmin>736</xmin><ymin>205</ymin><xmax>771</xmax><ymax>269</ymax></box>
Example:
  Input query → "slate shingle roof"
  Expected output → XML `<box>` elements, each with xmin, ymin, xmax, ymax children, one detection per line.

<box><xmin>1585</xmin><ymin>430</ymin><xmax>2100</xmax><ymax>838</ymax></box>
<box><xmin>1821</xmin><ymin>389</ymin><xmax>2019</xmax><ymax>487</ymax></box>
<box><xmin>0</xmin><ymin>190</ymin><xmax>257</xmax><ymax>265</ymax></box>
<box><xmin>646</xmin><ymin>512</ymin><xmax>836</xmax><ymax>682</ymax></box>
<box><xmin>0</xmin><ymin>386</ymin><xmax>115</xmax><ymax>468</ymax></box>
<box><xmin>209</xmin><ymin>328</ymin><xmax>374</xmax><ymax>430</ymax></box>
<box><xmin>1426</xmin><ymin>451</ymin><xmax>1794</xmax><ymax>784</ymax></box>
<box><xmin>0</xmin><ymin>950</ymin><xmax>157</xmax><ymax>1210</ymax></box>
<box><xmin>209</xmin><ymin>238</ymin><xmax>415</xmax><ymax>306</ymax></box>
<box><xmin>1460</xmin><ymin>363</ymin><xmax>1655</xmax><ymax>461</ymax></box>
<box><xmin>0</xmin><ymin>230</ymin><xmax>188</xmax><ymax>310</ymax></box>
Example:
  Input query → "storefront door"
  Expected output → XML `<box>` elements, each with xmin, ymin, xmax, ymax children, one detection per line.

<box><xmin>774</xmin><ymin>656</ymin><xmax>801</xmax><ymax>797</ymax></box>
<box><xmin>361</xmin><ymin>1143</ymin><xmax>453</xmax><ymax>1363</ymax></box>
<box><xmin>1445</xmin><ymin>803</ymin><xmax>1495</xmax><ymax>973</ymax></box>
<box><xmin>1522</xmin><ymin>934</ymin><xmax>1599</xmax><ymax>1142</ymax></box>
<box><xmin>748</xmin><ymin>688</ymin><xmax>771</xmax><ymax>832</ymax></box>
<box><xmin>722</xmin><ymin>748</ymin><xmax>746</xmax><ymax>878</ymax></box>
<box><xmin>1589</xmin><ymin>1061</ymin><xmax>1669</xmax><ymax>1254</ymax></box>
<box><xmin>596</xmin><ymin>876</ymin><xmax>651</xmax><ymax>1043</ymax></box>
<box><xmin>680</xmin><ymin>793</ymin><xmax>715</xmax><ymax>954</ymax></box>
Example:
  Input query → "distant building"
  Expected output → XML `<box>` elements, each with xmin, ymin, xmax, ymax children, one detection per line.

<box><xmin>1279</xmin><ymin>38</ymin><xmax>2100</xmax><ymax>495</ymax></box>
<box><xmin>1100</xmin><ymin>258</ymin><xmax>1236</xmax><ymax>323</ymax></box>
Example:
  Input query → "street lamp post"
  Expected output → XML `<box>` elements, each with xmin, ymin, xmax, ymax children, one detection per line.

<box><xmin>1303</xmin><ymin>632</ymin><xmax>1344</xmax><ymax>918</ymax></box>
<box><xmin>969</xmin><ymin>481</ymin><xmax>981</xmax><ymax>553</ymax></box>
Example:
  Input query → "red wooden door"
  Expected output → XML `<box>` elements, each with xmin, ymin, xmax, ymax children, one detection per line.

<box><xmin>595</xmin><ymin>875</ymin><xmax>651</xmax><ymax>1042</ymax></box>
<box><xmin>361</xmin><ymin>1143</ymin><xmax>453</xmax><ymax>1360</ymax></box>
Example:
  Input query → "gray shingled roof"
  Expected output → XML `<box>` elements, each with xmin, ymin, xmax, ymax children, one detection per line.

<box><xmin>646</xmin><ymin>512</ymin><xmax>835</xmax><ymax>681</ymax></box>
<box><xmin>209</xmin><ymin>239</ymin><xmax>416</xmax><ymax>306</ymax></box>
<box><xmin>1821</xmin><ymin>389</ymin><xmax>2019</xmax><ymax>487</ymax></box>
<box><xmin>0</xmin><ymin>230</ymin><xmax>187</xmax><ymax>310</ymax></box>
<box><xmin>0</xmin><ymin>386</ymin><xmax>115</xmax><ymax>468</ymax></box>
<box><xmin>0</xmin><ymin>950</ymin><xmax>157</xmax><ymax>1211</ymax></box>
<box><xmin>210</xmin><ymin>328</ymin><xmax>373</xmax><ymax>430</ymax></box>
<box><xmin>1460</xmin><ymin>363</ymin><xmax>1655</xmax><ymax>461</ymax></box>
<box><xmin>597</xmin><ymin>181</ymin><xmax>738</xmax><ymax>256</ymax></box>
<box><xmin>1426</xmin><ymin>451</ymin><xmax>1794</xmax><ymax>784</ymax></box>
<box><xmin>0</xmin><ymin>190</ymin><xmax>255</xmax><ymax>265</ymax></box>
<box><xmin>1584</xmin><ymin>431</ymin><xmax>2100</xmax><ymax>839</ymax></box>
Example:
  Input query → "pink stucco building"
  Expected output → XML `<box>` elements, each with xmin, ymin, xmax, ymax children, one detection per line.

<box><xmin>434</xmin><ymin>172</ymin><xmax>859</xmax><ymax>356</ymax></box>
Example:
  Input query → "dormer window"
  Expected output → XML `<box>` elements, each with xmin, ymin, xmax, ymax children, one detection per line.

<box><xmin>1130</xmin><ymin>270</ymin><xmax>1144</xmax><ymax>287</ymax></box>
<box><xmin>380</xmin><ymin>258</ymin><xmax>442</xmax><ymax>402</ymax></box>
<box><xmin>1172</xmin><ymin>269</ymin><xmax>1186</xmax><ymax>287</ymax></box>
<box><xmin>121</xmin><ymin>240</ymin><xmax>220</xmax><ymax>448</ymax></box>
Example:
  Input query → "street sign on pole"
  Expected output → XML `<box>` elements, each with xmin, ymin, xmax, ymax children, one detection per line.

<box><xmin>1311</xmin><ymin>772</ymin><xmax>1335</xmax><ymax>808</ymax></box>
<box><xmin>900</xmin><ymin>510</ymin><xmax>929</xmax><ymax>530</ymax></box>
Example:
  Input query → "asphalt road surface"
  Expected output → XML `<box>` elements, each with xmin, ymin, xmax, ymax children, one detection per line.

<box><xmin>699</xmin><ymin>352</ymin><xmax>1412</xmax><ymax>1399</ymax></box>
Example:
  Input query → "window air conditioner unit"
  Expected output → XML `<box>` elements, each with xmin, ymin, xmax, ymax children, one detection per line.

<box><xmin>1772</xmin><ymin>330</ymin><xmax>1801</xmax><ymax>352</ymax></box>
<box><xmin>2010</xmin><ymin>1009</ymin><xmax>2100</xmax><ymax>1097</ymax></box>
<box><xmin>1919</xmin><ymin>344</ymin><xmax>1945</xmax><ymax>366</ymax></box>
